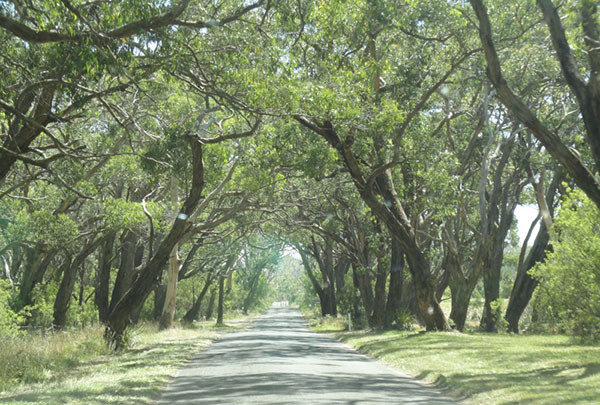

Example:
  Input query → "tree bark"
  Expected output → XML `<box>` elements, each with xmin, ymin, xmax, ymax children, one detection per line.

<box><xmin>108</xmin><ymin>231</ymin><xmax>139</xmax><ymax>314</ymax></box>
<box><xmin>159</xmin><ymin>243</ymin><xmax>180</xmax><ymax>330</ymax></box>
<box><xmin>334</xmin><ymin>257</ymin><xmax>350</xmax><ymax>297</ymax></box>
<box><xmin>95</xmin><ymin>233</ymin><xmax>115</xmax><ymax>323</ymax></box>
<box><xmin>205</xmin><ymin>289</ymin><xmax>216</xmax><ymax>320</ymax></box>
<box><xmin>310</xmin><ymin>238</ymin><xmax>338</xmax><ymax>317</ymax></box>
<box><xmin>370</xmin><ymin>239</ymin><xmax>388</xmax><ymax>329</ymax></box>
<box><xmin>298</xmin><ymin>246</ymin><xmax>333</xmax><ymax>316</ymax></box>
<box><xmin>479</xmin><ymin>238</ymin><xmax>506</xmax><ymax>332</ymax></box>
<box><xmin>443</xmin><ymin>242</ymin><xmax>485</xmax><ymax>332</ymax></box>
<box><xmin>384</xmin><ymin>239</ymin><xmax>404</xmax><ymax>328</ymax></box>
<box><xmin>352</xmin><ymin>264</ymin><xmax>374</xmax><ymax>325</ymax></box>
<box><xmin>216</xmin><ymin>276</ymin><xmax>225</xmax><ymax>325</ymax></box>
<box><xmin>242</xmin><ymin>268</ymin><xmax>262</xmax><ymax>315</ymax></box>
<box><xmin>450</xmin><ymin>283</ymin><xmax>474</xmax><ymax>332</ymax></box>
<box><xmin>153</xmin><ymin>283</ymin><xmax>166</xmax><ymax>320</ymax></box>
<box><xmin>159</xmin><ymin>177</ymin><xmax>181</xmax><ymax>330</ymax></box>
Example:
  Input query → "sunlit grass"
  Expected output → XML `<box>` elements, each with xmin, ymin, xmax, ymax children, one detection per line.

<box><xmin>337</xmin><ymin>330</ymin><xmax>600</xmax><ymax>404</ymax></box>
<box><xmin>301</xmin><ymin>308</ymin><xmax>348</xmax><ymax>333</ymax></box>
<box><xmin>309</xmin><ymin>315</ymin><xmax>348</xmax><ymax>333</ymax></box>
<box><xmin>0</xmin><ymin>317</ymin><xmax>252</xmax><ymax>404</ymax></box>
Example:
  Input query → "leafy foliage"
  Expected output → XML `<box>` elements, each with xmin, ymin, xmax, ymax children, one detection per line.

<box><xmin>531</xmin><ymin>189</ymin><xmax>600</xmax><ymax>341</ymax></box>
<box><xmin>0</xmin><ymin>280</ymin><xmax>23</xmax><ymax>338</ymax></box>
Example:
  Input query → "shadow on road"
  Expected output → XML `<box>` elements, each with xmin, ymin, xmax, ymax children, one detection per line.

<box><xmin>159</xmin><ymin>307</ymin><xmax>455</xmax><ymax>404</ymax></box>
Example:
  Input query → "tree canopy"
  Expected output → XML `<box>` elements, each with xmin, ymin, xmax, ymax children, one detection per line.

<box><xmin>1</xmin><ymin>0</ymin><xmax>599</xmax><ymax>346</ymax></box>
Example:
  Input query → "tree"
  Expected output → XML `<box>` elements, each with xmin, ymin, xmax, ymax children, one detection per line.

<box><xmin>470</xmin><ymin>0</ymin><xmax>600</xmax><ymax>210</ymax></box>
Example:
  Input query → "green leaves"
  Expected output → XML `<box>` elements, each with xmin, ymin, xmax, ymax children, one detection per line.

<box><xmin>531</xmin><ymin>189</ymin><xmax>600</xmax><ymax>340</ymax></box>
<box><xmin>103</xmin><ymin>198</ymin><xmax>162</xmax><ymax>232</ymax></box>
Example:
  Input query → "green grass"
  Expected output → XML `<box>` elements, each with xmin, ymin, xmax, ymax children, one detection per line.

<box><xmin>0</xmin><ymin>318</ymin><xmax>251</xmax><ymax>404</ymax></box>
<box><xmin>336</xmin><ymin>330</ymin><xmax>600</xmax><ymax>404</ymax></box>
<box><xmin>306</xmin><ymin>313</ymin><xmax>348</xmax><ymax>333</ymax></box>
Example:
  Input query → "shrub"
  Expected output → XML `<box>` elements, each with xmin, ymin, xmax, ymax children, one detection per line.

<box><xmin>489</xmin><ymin>299</ymin><xmax>508</xmax><ymax>332</ymax></box>
<box><xmin>387</xmin><ymin>309</ymin><xmax>415</xmax><ymax>331</ymax></box>
<box><xmin>0</xmin><ymin>280</ymin><xmax>23</xmax><ymax>338</ymax></box>
<box><xmin>21</xmin><ymin>282</ymin><xmax>58</xmax><ymax>328</ymax></box>
<box><xmin>530</xmin><ymin>189</ymin><xmax>600</xmax><ymax>341</ymax></box>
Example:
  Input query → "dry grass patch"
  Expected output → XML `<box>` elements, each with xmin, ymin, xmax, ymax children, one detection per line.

<box><xmin>0</xmin><ymin>318</ymin><xmax>251</xmax><ymax>404</ymax></box>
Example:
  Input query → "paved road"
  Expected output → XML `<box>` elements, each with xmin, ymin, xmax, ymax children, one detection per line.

<box><xmin>158</xmin><ymin>307</ymin><xmax>456</xmax><ymax>404</ymax></box>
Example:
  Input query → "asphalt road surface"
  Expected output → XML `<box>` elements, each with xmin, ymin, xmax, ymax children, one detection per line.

<box><xmin>158</xmin><ymin>307</ymin><xmax>456</xmax><ymax>404</ymax></box>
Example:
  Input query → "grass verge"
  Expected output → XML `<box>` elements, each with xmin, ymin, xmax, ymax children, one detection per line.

<box><xmin>0</xmin><ymin>318</ymin><xmax>252</xmax><ymax>404</ymax></box>
<box><xmin>334</xmin><ymin>329</ymin><xmax>600</xmax><ymax>404</ymax></box>
<box><xmin>305</xmin><ymin>313</ymin><xmax>348</xmax><ymax>333</ymax></box>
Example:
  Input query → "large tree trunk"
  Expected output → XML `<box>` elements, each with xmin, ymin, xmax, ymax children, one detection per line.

<box><xmin>325</xmin><ymin>277</ymin><xmax>337</xmax><ymax>317</ymax></box>
<box><xmin>311</xmin><ymin>238</ymin><xmax>338</xmax><ymax>317</ymax></box>
<box><xmin>159</xmin><ymin>243</ymin><xmax>180</xmax><ymax>330</ymax></box>
<box><xmin>334</xmin><ymin>257</ymin><xmax>349</xmax><ymax>297</ymax></box>
<box><xmin>242</xmin><ymin>267</ymin><xmax>263</xmax><ymax>315</ymax></box>
<box><xmin>108</xmin><ymin>231</ymin><xmax>139</xmax><ymax>314</ymax></box>
<box><xmin>153</xmin><ymin>284</ymin><xmax>167</xmax><ymax>320</ymax></box>
<box><xmin>445</xmin><ymin>247</ymin><xmax>481</xmax><ymax>332</ymax></box>
<box><xmin>95</xmin><ymin>233</ymin><xmax>115</xmax><ymax>323</ymax></box>
<box><xmin>352</xmin><ymin>264</ymin><xmax>374</xmax><ymax>326</ymax></box>
<box><xmin>505</xmin><ymin>171</ymin><xmax>563</xmax><ymax>332</ymax></box>
<box><xmin>52</xmin><ymin>258</ymin><xmax>74</xmax><ymax>329</ymax></box>
<box><xmin>205</xmin><ymin>289</ymin><xmax>216</xmax><ymax>320</ymax></box>
<box><xmin>372</xmin><ymin>172</ymin><xmax>449</xmax><ymax>331</ymax></box>
<box><xmin>159</xmin><ymin>178</ymin><xmax>180</xmax><ymax>330</ymax></box>
<box><xmin>384</xmin><ymin>240</ymin><xmax>404</xmax><ymax>328</ymax></box>
<box><xmin>449</xmin><ymin>282</ymin><xmax>475</xmax><ymax>332</ymax></box>
<box><xmin>216</xmin><ymin>276</ymin><xmax>225</xmax><ymax>325</ymax></box>
<box><xmin>480</xmin><ymin>247</ymin><xmax>504</xmax><ymax>332</ymax></box>
<box><xmin>370</xmin><ymin>241</ymin><xmax>388</xmax><ymax>329</ymax></box>
<box><xmin>182</xmin><ymin>275</ymin><xmax>214</xmax><ymax>323</ymax></box>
